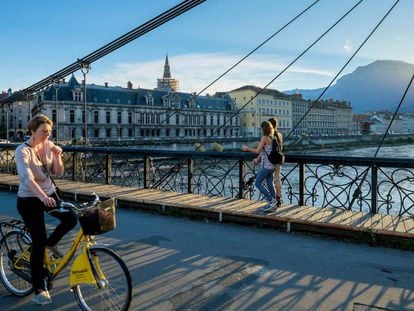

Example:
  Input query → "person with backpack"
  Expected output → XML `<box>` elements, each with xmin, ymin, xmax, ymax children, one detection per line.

<box><xmin>242</xmin><ymin>121</ymin><xmax>277</xmax><ymax>211</ymax></box>
<box><xmin>268</xmin><ymin>117</ymin><xmax>283</xmax><ymax>207</ymax></box>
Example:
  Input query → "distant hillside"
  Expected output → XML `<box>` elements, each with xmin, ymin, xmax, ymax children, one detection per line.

<box><xmin>284</xmin><ymin>60</ymin><xmax>414</xmax><ymax>113</ymax></box>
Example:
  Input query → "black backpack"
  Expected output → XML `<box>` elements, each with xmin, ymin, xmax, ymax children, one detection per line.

<box><xmin>265</xmin><ymin>132</ymin><xmax>285</xmax><ymax>165</ymax></box>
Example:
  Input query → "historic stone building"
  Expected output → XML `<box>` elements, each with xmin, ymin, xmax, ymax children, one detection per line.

<box><xmin>229</xmin><ymin>85</ymin><xmax>292</xmax><ymax>137</ymax></box>
<box><xmin>0</xmin><ymin>88</ymin><xmax>33</xmax><ymax>140</ymax></box>
<box><xmin>228</xmin><ymin>86</ymin><xmax>353</xmax><ymax>138</ymax></box>
<box><xmin>30</xmin><ymin>57</ymin><xmax>239</xmax><ymax>143</ymax></box>
<box><xmin>324</xmin><ymin>98</ymin><xmax>353</xmax><ymax>134</ymax></box>
<box><xmin>289</xmin><ymin>94</ymin><xmax>352</xmax><ymax>136</ymax></box>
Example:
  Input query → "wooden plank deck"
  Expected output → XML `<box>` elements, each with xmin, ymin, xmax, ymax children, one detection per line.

<box><xmin>0</xmin><ymin>173</ymin><xmax>413</xmax><ymax>240</ymax></box>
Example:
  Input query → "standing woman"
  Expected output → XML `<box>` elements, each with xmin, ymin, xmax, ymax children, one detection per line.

<box><xmin>268</xmin><ymin>117</ymin><xmax>283</xmax><ymax>207</ymax></box>
<box><xmin>242</xmin><ymin>121</ymin><xmax>276</xmax><ymax>211</ymax></box>
<box><xmin>15</xmin><ymin>114</ymin><xmax>77</xmax><ymax>305</ymax></box>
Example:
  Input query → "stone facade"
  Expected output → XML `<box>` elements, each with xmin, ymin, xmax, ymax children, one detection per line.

<box><xmin>30</xmin><ymin>75</ymin><xmax>239</xmax><ymax>143</ymax></box>
<box><xmin>290</xmin><ymin>94</ymin><xmax>352</xmax><ymax>136</ymax></box>
<box><xmin>229</xmin><ymin>85</ymin><xmax>292</xmax><ymax>137</ymax></box>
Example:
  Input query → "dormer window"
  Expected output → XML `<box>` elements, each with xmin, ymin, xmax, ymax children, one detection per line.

<box><xmin>73</xmin><ymin>91</ymin><xmax>83</xmax><ymax>102</ymax></box>
<box><xmin>188</xmin><ymin>97</ymin><xmax>196</xmax><ymax>108</ymax></box>
<box><xmin>145</xmin><ymin>95</ymin><xmax>154</xmax><ymax>106</ymax></box>
<box><xmin>162</xmin><ymin>92</ymin><xmax>180</xmax><ymax>108</ymax></box>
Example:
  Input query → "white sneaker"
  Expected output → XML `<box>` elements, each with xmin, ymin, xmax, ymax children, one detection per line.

<box><xmin>262</xmin><ymin>199</ymin><xmax>277</xmax><ymax>211</ymax></box>
<box><xmin>32</xmin><ymin>290</ymin><xmax>52</xmax><ymax>305</ymax></box>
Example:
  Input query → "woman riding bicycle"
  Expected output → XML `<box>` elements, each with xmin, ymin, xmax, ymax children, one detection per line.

<box><xmin>15</xmin><ymin>114</ymin><xmax>77</xmax><ymax>305</ymax></box>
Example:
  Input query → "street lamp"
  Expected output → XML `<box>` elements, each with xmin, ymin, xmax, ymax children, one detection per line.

<box><xmin>52</xmin><ymin>80</ymin><xmax>61</xmax><ymax>144</ymax></box>
<box><xmin>80</xmin><ymin>61</ymin><xmax>90</xmax><ymax>146</ymax></box>
<box><xmin>28</xmin><ymin>95</ymin><xmax>32</xmax><ymax>121</ymax></box>
<box><xmin>4</xmin><ymin>104</ymin><xmax>10</xmax><ymax>141</ymax></box>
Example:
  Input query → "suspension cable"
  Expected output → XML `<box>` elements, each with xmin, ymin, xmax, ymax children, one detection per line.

<box><xmin>0</xmin><ymin>0</ymin><xmax>205</xmax><ymax>105</ymax></box>
<box><xmin>152</xmin><ymin>0</ymin><xmax>364</xmax><ymax>188</ymax></box>
<box><xmin>138</xmin><ymin>0</ymin><xmax>321</xmax><ymax>148</ymax></box>
<box><xmin>195</xmin><ymin>0</ymin><xmax>320</xmax><ymax>97</ymax></box>
<box><xmin>348</xmin><ymin>72</ymin><xmax>413</xmax><ymax>210</ymax></box>
<box><xmin>372</xmin><ymin>75</ymin><xmax>414</xmax><ymax>158</ymax></box>
<box><xmin>286</xmin><ymin>0</ymin><xmax>400</xmax><ymax>141</ymax></box>
<box><xmin>198</xmin><ymin>0</ymin><xmax>364</xmax><ymax>149</ymax></box>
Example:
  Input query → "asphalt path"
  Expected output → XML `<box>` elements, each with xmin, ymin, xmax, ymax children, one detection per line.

<box><xmin>0</xmin><ymin>189</ymin><xmax>413</xmax><ymax>311</ymax></box>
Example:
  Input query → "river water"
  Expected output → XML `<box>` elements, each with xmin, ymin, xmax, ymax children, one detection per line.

<box><xmin>311</xmin><ymin>143</ymin><xmax>414</xmax><ymax>159</ymax></box>
<box><xmin>281</xmin><ymin>144</ymin><xmax>414</xmax><ymax>216</ymax></box>
<box><xmin>169</xmin><ymin>144</ymin><xmax>414</xmax><ymax>215</ymax></box>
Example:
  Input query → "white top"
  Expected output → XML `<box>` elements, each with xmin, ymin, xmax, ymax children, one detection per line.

<box><xmin>260</xmin><ymin>141</ymin><xmax>275</xmax><ymax>170</ymax></box>
<box><xmin>15</xmin><ymin>143</ymin><xmax>56</xmax><ymax>197</ymax></box>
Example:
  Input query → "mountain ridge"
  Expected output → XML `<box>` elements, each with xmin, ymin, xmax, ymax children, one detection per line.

<box><xmin>284</xmin><ymin>60</ymin><xmax>414</xmax><ymax>113</ymax></box>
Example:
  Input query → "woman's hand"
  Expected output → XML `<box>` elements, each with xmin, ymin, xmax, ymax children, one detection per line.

<box><xmin>41</xmin><ymin>196</ymin><xmax>57</xmax><ymax>208</ymax></box>
<box><xmin>51</xmin><ymin>145</ymin><xmax>63</xmax><ymax>157</ymax></box>
<box><xmin>241</xmin><ymin>145</ymin><xmax>249</xmax><ymax>152</ymax></box>
<box><xmin>253</xmin><ymin>158</ymin><xmax>259</xmax><ymax>165</ymax></box>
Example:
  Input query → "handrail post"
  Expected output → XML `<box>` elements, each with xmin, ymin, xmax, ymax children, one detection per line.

<box><xmin>72</xmin><ymin>152</ymin><xmax>78</xmax><ymax>181</ymax></box>
<box><xmin>188</xmin><ymin>157</ymin><xmax>194</xmax><ymax>194</ymax></box>
<box><xmin>238</xmin><ymin>159</ymin><xmax>246</xmax><ymax>199</ymax></box>
<box><xmin>371</xmin><ymin>165</ymin><xmax>378</xmax><ymax>214</ymax></box>
<box><xmin>144</xmin><ymin>156</ymin><xmax>150</xmax><ymax>189</ymax></box>
<box><xmin>299</xmin><ymin>162</ymin><xmax>305</xmax><ymax>206</ymax></box>
<box><xmin>106</xmin><ymin>154</ymin><xmax>112</xmax><ymax>185</ymax></box>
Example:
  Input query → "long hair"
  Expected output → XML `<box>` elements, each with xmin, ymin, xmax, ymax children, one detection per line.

<box><xmin>261</xmin><ymin>121</ymin><xmax>274</xmax><ymax>137</ymax></box>
<box><xmin>268</xmin><ymin>117</ymin><xmax>278</xmax><ymax>130</ymax></box>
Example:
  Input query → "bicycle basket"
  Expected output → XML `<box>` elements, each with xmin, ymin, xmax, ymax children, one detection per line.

<box><xmin>78</xmin><ymin>198</ymin><xmax>116</xmax><ymax>235</ymax></box>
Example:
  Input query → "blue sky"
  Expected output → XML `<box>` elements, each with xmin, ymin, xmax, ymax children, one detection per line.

<box><xmin>1</xmin><ymin>0</ymin><xmax>413</xmax><ymax>95</ymax></box>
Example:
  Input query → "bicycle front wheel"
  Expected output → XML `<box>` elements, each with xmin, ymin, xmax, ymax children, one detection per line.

<box><xmin>73</xmin><ymin>247</ymin><xmax>132</xmax><ymax>311</ymax></box>
<box><xmin>0</xmin><ymin>230</ymin><xmax>33</xmax><ymax>296</ymax></box>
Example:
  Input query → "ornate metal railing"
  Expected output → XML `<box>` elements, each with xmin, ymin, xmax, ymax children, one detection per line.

<box><xmin>1</xmin><ymin>144</ymin><xmax>413</xmax><ymax>217</ymax></box>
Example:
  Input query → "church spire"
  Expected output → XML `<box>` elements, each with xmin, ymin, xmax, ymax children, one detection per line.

<box><xmin>163</xmin><ymin>54</ymin><xmax>172</xmax><ymax>79</ymax></box>
<box><xmin>157</xmin><ymin>54</ymin><xmax>179</xmax><ymax>92</ymax></box>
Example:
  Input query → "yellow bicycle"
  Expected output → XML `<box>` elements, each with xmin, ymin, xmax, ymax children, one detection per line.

<box><xmin>0</xmin><ymin>193</ymin><xmax>132</xmax><ymax>310</ymax></box>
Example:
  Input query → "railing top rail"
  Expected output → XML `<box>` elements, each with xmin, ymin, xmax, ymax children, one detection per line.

<box><xmin>287</xmin><ymin>154</ymin><xmax>414</xmax><ymax>168</ymax></box>
<box><xmin>1</xmin><ymin>144</ymin><xmax>413</xmax><ymax>168</ymax></box>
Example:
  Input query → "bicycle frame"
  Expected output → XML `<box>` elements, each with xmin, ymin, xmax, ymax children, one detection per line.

<box><xmin>1</xmin><ymin>194</ymin><xmax>131</xmax><ymax>310</ymax></box>
<box><xmin>12</xmin><ymin>226</ymin><xmax>101</xmax><ymax>288</ymax></box>
<box><xmin>44</xmin><ymin>228</ymin><xmax>101</xmax><ymax>288</ymax></box>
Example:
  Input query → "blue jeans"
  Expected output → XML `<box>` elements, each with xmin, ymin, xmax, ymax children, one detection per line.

<box><xmin>255</xmin><ymin>167</ymin><xmax>275</xmax><ymax>202</ymax></box>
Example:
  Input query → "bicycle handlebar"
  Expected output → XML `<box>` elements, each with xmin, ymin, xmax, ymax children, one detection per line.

<box><xmin>54</xmin><ymin>192</ymin><xmax>101</xmax><ymax>213</ymax></box>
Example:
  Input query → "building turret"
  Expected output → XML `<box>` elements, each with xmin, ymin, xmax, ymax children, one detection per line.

<box><xmin>156</xmin><ymin>54</ymin><xmax>179</xmax><ymax>92</ymax></box>
<box><xmin>163</xmin><ymin>55</ymin><xmax>172</xmax><ymax>79</ymax></box>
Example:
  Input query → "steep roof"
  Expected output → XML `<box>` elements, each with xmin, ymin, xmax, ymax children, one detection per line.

<box><xmin>42</xmin><ymin>79</ymin><xmax>234</xmax><ymax>111</ymax></box>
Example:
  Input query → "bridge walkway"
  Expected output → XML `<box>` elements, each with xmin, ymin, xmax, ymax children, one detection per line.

<box><xmin>0</xmin><ymin>173</ymin><xmax>412</xmax><ymax>241</ymax></box>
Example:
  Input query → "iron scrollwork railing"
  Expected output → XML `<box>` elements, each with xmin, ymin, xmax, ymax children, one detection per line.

<box><xmin>377</xmin><ymin>167</ymin><xmax>414</xmax><ymax>217</ymax></box>
<box><xmin>0</xmin><ymin>144</ymin><xmax>413</xmax><ymax>217</ymax></box>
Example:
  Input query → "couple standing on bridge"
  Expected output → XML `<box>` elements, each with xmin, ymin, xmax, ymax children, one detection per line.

<box><xmin>242</xmin><ymin>117</ymin><xmax>283</xmax><ymax>212</ymax></box>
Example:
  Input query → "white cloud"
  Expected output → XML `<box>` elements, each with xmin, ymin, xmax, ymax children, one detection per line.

<box><xmin>343</xmin><ymin>40</ymin><xmax>353</xmax><ymax>53</ymax></box>
<box><xmin>88</xmin><ymin>53</ymin><xmax>334</xmax><ymax>93</ymax></box>
<box><xmin>393</xmin><ymin>36</ymin><xmax>406</xmax><ymax>41</ymax></box>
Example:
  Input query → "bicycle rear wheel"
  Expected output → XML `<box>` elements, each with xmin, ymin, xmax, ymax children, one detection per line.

<box><xmin>0</xmin><ymin>230</ymin><xmax>33</xmax><ymax>296</ymax></box>
<box><xmin>73</xmin><ymin>247</ymin><xmax>132</xmax><ymax>311</ymax></box>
